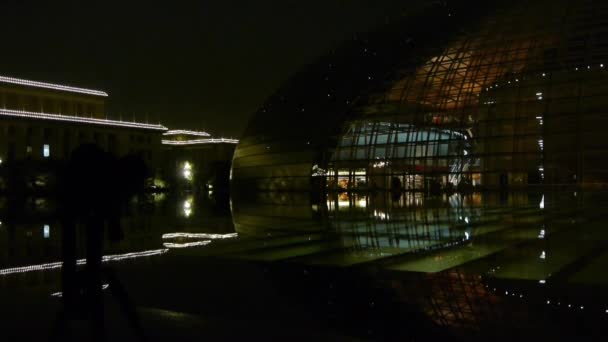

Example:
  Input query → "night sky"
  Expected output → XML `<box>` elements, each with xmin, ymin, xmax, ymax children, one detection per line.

<box><xmin>1</xmin><ymin>1</ymin><xmax>413</xmax><ymax>137</ymax></box>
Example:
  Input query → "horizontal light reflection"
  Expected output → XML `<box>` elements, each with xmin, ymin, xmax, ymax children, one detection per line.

<box><xmin>51</xmin><ymin>284</ymin><xmax>109</xmax><ymax>298</ymax></box>
<box><xmin>0</xmin><ymin>249</ymin><xmax>169</xmax><ymax>276</ymax></box>
<box><xmin>162</xmin><ymin>232</ymin><xmax>238</xmax><ymax>240</ymax></box>
<box><xmin>163</xmin><ymin>241</ymin><xmax>211</xmax><ymax>249</ymax></box>
<box><xmin>163</xmin><ymin>130</ymin><xmax>211</xmax><ymax>137</ymax></box>
<box><xmin>161</xmin><ymin>138</ymin><xmax>239</xmax><ymax>145</ymax></box>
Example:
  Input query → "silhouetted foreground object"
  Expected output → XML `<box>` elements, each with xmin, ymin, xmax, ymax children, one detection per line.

<box><xmin>53</xmin><ymin>144</ymin><xmax>150</xmax><ymax>342</ymax></box>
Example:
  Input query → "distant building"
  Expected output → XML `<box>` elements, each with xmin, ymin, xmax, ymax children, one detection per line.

<box><xmin>0</xmin><ymin>74</ymin><xmax>237</xmax><ymax>192</ymax></box>
<box><xmin>161</xmin><ymin>130</ymin><xmax>238</xmax><ymax>191</ymax></box>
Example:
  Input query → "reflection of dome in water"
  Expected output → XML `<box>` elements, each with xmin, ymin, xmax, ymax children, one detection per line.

<box><xmin>232</xmin><ymin>0</ymin><xmax>608</xmax><ymax>192</ymax></box>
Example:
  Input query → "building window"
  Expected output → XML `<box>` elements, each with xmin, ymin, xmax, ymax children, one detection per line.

<box><xmin>43</xmin><ymin>225</ymin><xmax>50</xmax><ymax>239</ymax></box>
<box><xmin>43</xmin><ymin>144</ymin><xmax>50</xmax><ymax>158</ymax></box>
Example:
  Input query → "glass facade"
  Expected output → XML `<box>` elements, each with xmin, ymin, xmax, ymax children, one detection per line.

<box><xmin>233</xmin><ymin>0</ymin><xmax>608</xmax><ymax>191</ymax></box>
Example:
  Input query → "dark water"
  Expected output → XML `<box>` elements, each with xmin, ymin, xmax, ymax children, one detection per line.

<box><xmin>2</xmin><ymin>190</ymin><xmax>608</xmax><ymax>340</ymax></box>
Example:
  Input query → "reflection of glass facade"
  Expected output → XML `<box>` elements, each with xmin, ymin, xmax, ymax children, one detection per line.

<box><xmin>233</xmin><ymin>0</ymin><xmax>608</xmax><ymax>191</ymax></box>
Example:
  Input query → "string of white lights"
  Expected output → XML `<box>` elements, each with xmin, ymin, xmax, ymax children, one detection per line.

<box><xmin>162</xmin><ymin>232</ymin><xmax>238</xmax><ymax>240</ymax></box>
<box><xmin>161</xmin><ymin>138</ymin><xmax>239</xmax><ymax>145</ymax></box>
<box><xmin>0</xmin><ymin>108</ymin><xmax>168</xmax><ymax>131</ymax></box>
<box><xmin>163</xmin><ymin>130</ymin><xmax>211</xmax><ymax>137</ymax></box>
<box><xmin>0</xmin><ymin>248</ymin><xmax>169</xmax><ymax>276</ymax></box>
<box><xmin>0</xmin><ymin>75</ymin><xmax>108</xmax><ymax>97</ymax></box>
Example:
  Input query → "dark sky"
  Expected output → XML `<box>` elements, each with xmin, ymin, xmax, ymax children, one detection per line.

<box><xmin>1</xmin><ymin>0</ymin><xmax>412</xmax><ymax>137</ymax></box>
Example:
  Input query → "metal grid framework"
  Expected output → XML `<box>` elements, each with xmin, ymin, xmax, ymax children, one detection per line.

<box><xmin>328</xmin><ymin>0</ymin><xmax>608</xmax><ymax>190</ymax></box>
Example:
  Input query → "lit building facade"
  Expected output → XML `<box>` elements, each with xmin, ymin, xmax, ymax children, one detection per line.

<box><xmin>232</xmin><ymin>0</ymin><xmax>608</xmax><ymax>192</ymax></box>
<box><xmin>0</xmin><ymin>75</ymin><xmax>237</xmax><ymax>192</ymax></box>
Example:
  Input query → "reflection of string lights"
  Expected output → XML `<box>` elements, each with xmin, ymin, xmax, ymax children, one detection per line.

<box><xmin>163</xmin><ymin>130</ymin><xmax>210</xmax><ymax>137</ymax></box>
<box><xmin>162</xmin><ymin>138</ymin><xmax>239</xmax><ymax>145</ymax></box>
<box><xmin>163</xmin><ymin>241</ymin><xmax>211</xmax><ymax>249</ymax></box>
<box><xmin>162</xmin><ymin>232</ymin><xmax>238</xmax><ymax>240</ymax></box>
<box><xmin>161</xmin><ymin>232</ymin><xmax>237</xmax><ymax>249</ymax></box>
<box><xmin>51</xmin><ymin>284</ymin><xmax>109</xmax><ymax>298</ymax></box>
<box><xmin>0</xmin><ymin>249</ymin><xmax>168</xmax><ymax>276</ymax></box>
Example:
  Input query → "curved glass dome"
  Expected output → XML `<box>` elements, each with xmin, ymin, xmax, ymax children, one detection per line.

<box><xmin>233</xmin><ymin>0</ymin><xmax>608</xmax><ymax>192</ymax></box>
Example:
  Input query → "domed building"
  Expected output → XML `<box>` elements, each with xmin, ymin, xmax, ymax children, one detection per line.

<box><xmin>232</xmin><ymin>0</ymin><xmax>608</xmax><ymax>192</ymax></box>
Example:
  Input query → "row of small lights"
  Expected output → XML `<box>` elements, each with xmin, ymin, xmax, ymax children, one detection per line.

<box><xmin>163</xmin><ymin>129</ymin><xmax>211</xmax><ymax>137</ymax></box>
<box><xmin>486</xmin><ymin>285</ymin><xmax>608</xmax><ymax>315</ymax></box>
<box><xmin>0</xmin><ymin>248</ymin><xmax>169</xmax><ymax>276</ymax></box>
<box><xmin>0</xmin><ymin>108</ymin><xmax>168</xmax><ymax>131</ymax></box>
<box><xmin>0</xmin><ymin>75</ymin><xmax>108</xmax><ymax>97</ymax></box>
<box><xmin>484</xmin><ymin>63</ymin><xmax>607</xmax><ymax>93</ymax></box>
<box><xmin>161</xmin><ymin>138</ymin><xmax>239</xmax><ymax>145</ymax></box>
<box><xmin>485</xmin><ymin>227</ymin><xmax>607</xmax><ymax>315</ymax></box>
